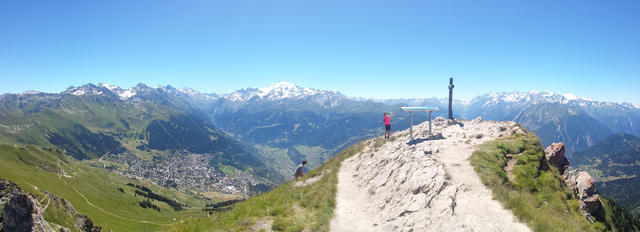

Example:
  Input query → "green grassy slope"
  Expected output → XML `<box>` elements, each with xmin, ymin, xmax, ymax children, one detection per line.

<box><xmin>571</xmin><ymin>133</ymin><xmax>640</xmax><ymax>219</ymax></box>
<box><xmin>469</xmin><ymin>132</ymin><xmax>639</xmax><ymax>231</ymax></box>
<box><xmin>165</xmin><ymin>139</ymin><xmax>368</xmax><ymax>232</ymax></box>
<box><xmin>0</xmin><ymin>144</ymin><xmax>217</xmax><ymax>231</ymax></box>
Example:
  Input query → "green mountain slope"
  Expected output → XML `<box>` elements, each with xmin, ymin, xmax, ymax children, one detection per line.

<box><xmin>0</xmin><ymin>86</ymin><xmax>282</xmax><ymax>185</ymax></box>
<box><xmin>0</xmin><ymin>144</ymin><xmax>216</xmax><ymax>231</ymax></box>
<box><xmin>470</xmin><ymin>132</ymin><xmax>639</xmax><ymax>231</ymax></box>
<box><xmin>513</xmin><ymin>103</ymin><xmax>613</xmax><ymax>155</ymax></box>
<box><xmin>573</xmin><ymin>133</ymin><xmax>640</xmax><ymax>220</ymax></box>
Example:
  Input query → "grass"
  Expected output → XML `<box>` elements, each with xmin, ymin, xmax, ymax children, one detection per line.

<box><xmin>0</xmin><ymin>144</ymin><xmax>211</xmax><ymax>232</ymax></box>
<box><xmin>165</xmin><ymin>141</ymin><xmax>366</xmax><ymax>232</ymax></box>
<box><xmin>469</xmin><ymin>132</ymin><xmax>639</xmax><ymax>232</ymax></box>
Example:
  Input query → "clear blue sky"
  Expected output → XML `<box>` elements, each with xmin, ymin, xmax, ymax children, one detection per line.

<box><xmin>1</xmin><ymin>0</ymin><xmax>639</xmax><ymax>104</ymax></box>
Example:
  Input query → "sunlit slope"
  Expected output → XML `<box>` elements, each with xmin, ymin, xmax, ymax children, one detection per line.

<box><xmin>0</xmin><ymin>144</ymin><xmax>211</xmax><ymax>231</ymax></box>
<box><xmin>166</xmin><ymin>139</ymin><xmax>368</xmax><ymax>231</ymax></box>
<box><xmin>470</xmin><ymin>133</ymin><xmax>639</xmax><ymax>231</ymax></box>
<box><xmin>0</xmin><ymin>89</ymin><xmax>280</xmax><ymax>182</ymax></box>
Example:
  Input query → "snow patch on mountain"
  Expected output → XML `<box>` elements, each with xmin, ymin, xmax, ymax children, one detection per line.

<box><xmin>97</xmin><ymin>83</ymin><xmax>138</xmax><ymax>100</ymax></box>
<box><xmin>98</xmin><ymin>83</ymin><xmax>119</xmax><ymax>92</ymax></box>
<box><xmin>64</xmin><ymin>84</ymin><xmax>105</xmax><ymax>96</ymax></box>
<box><xmin>563</xmin><ymin>93</ymin><xmax>579</xmax><ymax>101</ymax></box>
<box><xmin>118</xmin><ymin>89</ymin><xmax>136</xmax><ymax>99</ymax></box>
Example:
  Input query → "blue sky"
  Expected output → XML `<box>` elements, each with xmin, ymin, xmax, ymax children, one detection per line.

<box><xmin>1</xmin><ymin>0</ymin><xmax>639</xmax><ymax>104</ymax></box>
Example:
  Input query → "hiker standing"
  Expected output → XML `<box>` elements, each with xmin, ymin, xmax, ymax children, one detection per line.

<box><xmin>384</xmin><ymin>112</ymin><xmax>393</xmax><ymax>138</ymax></box>
<box><xmin>294</xmin><ymin>160</ymin><xmax>307</xmax><ymax>179</ymax></box>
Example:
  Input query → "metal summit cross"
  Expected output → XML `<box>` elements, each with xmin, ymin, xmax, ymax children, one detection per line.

<box><xmin>400</xmin><ymin>106</ymin><xmax>440</xmax><ymax>140</ymax></box>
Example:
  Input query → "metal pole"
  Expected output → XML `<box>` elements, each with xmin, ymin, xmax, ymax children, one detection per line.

<box><xmin>428</xmin><ymin>111</ymin><xmax>432</xmax><ymax>136</ymax></box>
<box><xmin>448</xmin><ymin>77</ymin><xmax>454</xmax><ymax>120</ymax></box>
<box><xmin>409</xmin><ymin>111</ymin><xmax>413</xmax><ymax>140</ymax></box>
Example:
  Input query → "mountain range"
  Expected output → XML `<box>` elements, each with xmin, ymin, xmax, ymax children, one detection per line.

<box><xmin>0</xmin><ymin>83</ymin><xmax>281</xmax><ymax>192</ymax></box>
<box><xmin>4</xmin><ymin>82</ymin><xmax>639</xmax><ymax>178</ymax></box>
<box><xmin>465</xmin><ymin>91</ymin><xmax>640</xmax><ymax>154</ymax></box>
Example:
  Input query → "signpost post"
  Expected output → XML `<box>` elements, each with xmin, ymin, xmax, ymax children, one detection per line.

<box><xmin>448</xmin><ymin>77</ymin><xmax>454</xmax><ymax>120</ymax></box>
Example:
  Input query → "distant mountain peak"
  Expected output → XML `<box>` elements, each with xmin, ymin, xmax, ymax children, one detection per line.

<box><xmin>472</xmin><ymin>90</ymin><xmax>609</xmax><ymax>107</ymax></box>
<box><xmin>224</xmin><ymin>82</ymin><xmax>340</xmax><ymax>102</ymax></box>
<box><xmin>94</xmin><ymin>83</ymin><xmax>138</xmax><ymax>99</ymax></box>
<box><xmin>20</xmin><ymin>90</ymin><xmax>42</xmax><ymax>95</ymax></box>
<box><xmin>257</xmin><ymin>81</ymin><xmax>298</xmax><ymax>93</ymax></box>
<box><xmin>562</xmin><ymin>93</ymin><xmax>579</xmax><ymax>101</ymax></box>
<box><xmin>63</xmin><ymin>84</ymin><xmax>106</xmax><ymax>96</ymax></box>
<box><xmin>98</xmin><ymin>83</ymin><xmax>120</xmax><ymax>91</ymax></box>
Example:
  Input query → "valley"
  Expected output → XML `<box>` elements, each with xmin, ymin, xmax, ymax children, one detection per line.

<box><xmin>571</xmin><ymin>133</ymin><xmax>640</xmax><ymax>220</ymax></box>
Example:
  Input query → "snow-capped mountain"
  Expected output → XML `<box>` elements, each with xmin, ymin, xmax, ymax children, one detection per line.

<box><xmin>469</xmin><ymin>90</ymin><xmax>636</xmax><ymax>110</ymax></box>
<box><xmin>223</xmin><ymin>82</ymin><xmax>341</xmax><ymax>101</ymax></box>
<box><xmin>94</xmin><ymin>83</ymin><xmax>217</xmax><ymax>102</ymax></box>
<box><xmin>465</xmin><ymin>90</ymin><xmax>640</xmax><ymax>154</ymax></box>
<box><xmin>216</xmin><ymin>82</ymin><xmax>351</xmax><ymax>110</ymax></box>
<box><xmin>63</xmin><ymin>83</ymin><xmax>109</xmax><ymax>96</ymax></box>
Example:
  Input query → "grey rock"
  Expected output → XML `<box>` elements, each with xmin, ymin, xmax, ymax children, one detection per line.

<box><xmin>2</xmin><ymin>193</ymin><xmax>54</xmax><ymax>232</ymax></box>
<box><xmin>572</xmin><ymin>171</ymin><xmax>602</xmax><ymax>220</ymax></box>
<box><xmin>75</xmin><ymin>214</ymin><xmax>101</xmax><ymax>232</ymax></box>
<box><xmin>1</xmin><ymin>178</ymin><xmax>22</xmax><ymax>210</ymax></box>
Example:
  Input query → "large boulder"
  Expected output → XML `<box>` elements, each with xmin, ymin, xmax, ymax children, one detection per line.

<box><xmin>544</xmin><ymin>142</ymin><xmax>569</xmax><ymax>179</ymax></box>
<box><xmin>573</xmin><ymin>171</ymin><xmax>603</xmax><ymax>221</ymax></box>
<box><xmin>2</xmin><ymin>193</ymin><xmax>54</xmax><ymax>232</ymax></box>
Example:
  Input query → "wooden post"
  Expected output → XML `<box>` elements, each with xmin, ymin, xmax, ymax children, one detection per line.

<box><xmin>409</xmin><ymin>111</ymin><xmax>413</xmax><ymax>140</ymax></box>
<box><xmin>428</xmin><ymin>111</ymin><xmax>432</xmax><ymax>135</ymax></box>
<box><xmin>448</xmin><ymin>77</ymin><xmax>454</xmax><ymax>119</ymax></box>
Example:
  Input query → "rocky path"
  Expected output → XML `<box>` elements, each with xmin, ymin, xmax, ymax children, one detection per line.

<box><xmin>330</xmin><ymin>161</ymin><xmax>378</xmax><ymax>232</ymax></box>
<box><xmin>330</xmin><ymin>117</ymin><xmax>531</xmax><ymax>232</ymax></box>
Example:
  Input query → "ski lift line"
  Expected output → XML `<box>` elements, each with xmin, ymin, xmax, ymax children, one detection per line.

<box><xmin>400</xmin><ymin>107</ymin><xmax>440</xmax><ymax>140</ymax></box>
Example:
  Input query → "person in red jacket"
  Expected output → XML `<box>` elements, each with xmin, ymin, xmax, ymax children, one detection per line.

<box><xmin>384</xmin><ymin>112</ymin><xmax>392</xmax><ymax>139</ymax></box>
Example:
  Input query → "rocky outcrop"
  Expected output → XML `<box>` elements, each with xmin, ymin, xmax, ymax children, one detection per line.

<box><xmin>75</xmin><ymin>214</ymin><xmax>101</xmax><ymax>232</ymax></box>
<box><xmin>544</xmin><ymin>142</ymin><xmax>603</xmax><ymax>223</ymax></box>
<box><xmin>544</xmin><ymin>142</ymin><xmax>569</xmax><ymax>179</ymax></box>
<box><xmin>571</xmin><ymin>171</ymin><xmax>603</xmax><ymax>222</ymax></box>
<box><xmin>1</xmin><ymin>179</ymin><xmax>99</xmax><ymax>232</ymax></box>
<box><xmin>2</xmin><ymin>193</ymin><xmax>54</xmax><ymax>232</ymax></box>
<box><xmin>331</xmin><ymin>118</ymin><xmax>530</xmax><ymax>231</ymax></box>
<box><xmin>1</xmin><ymin>179</ymin><xmax>23</xmax><ymax>217</ymax></box>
